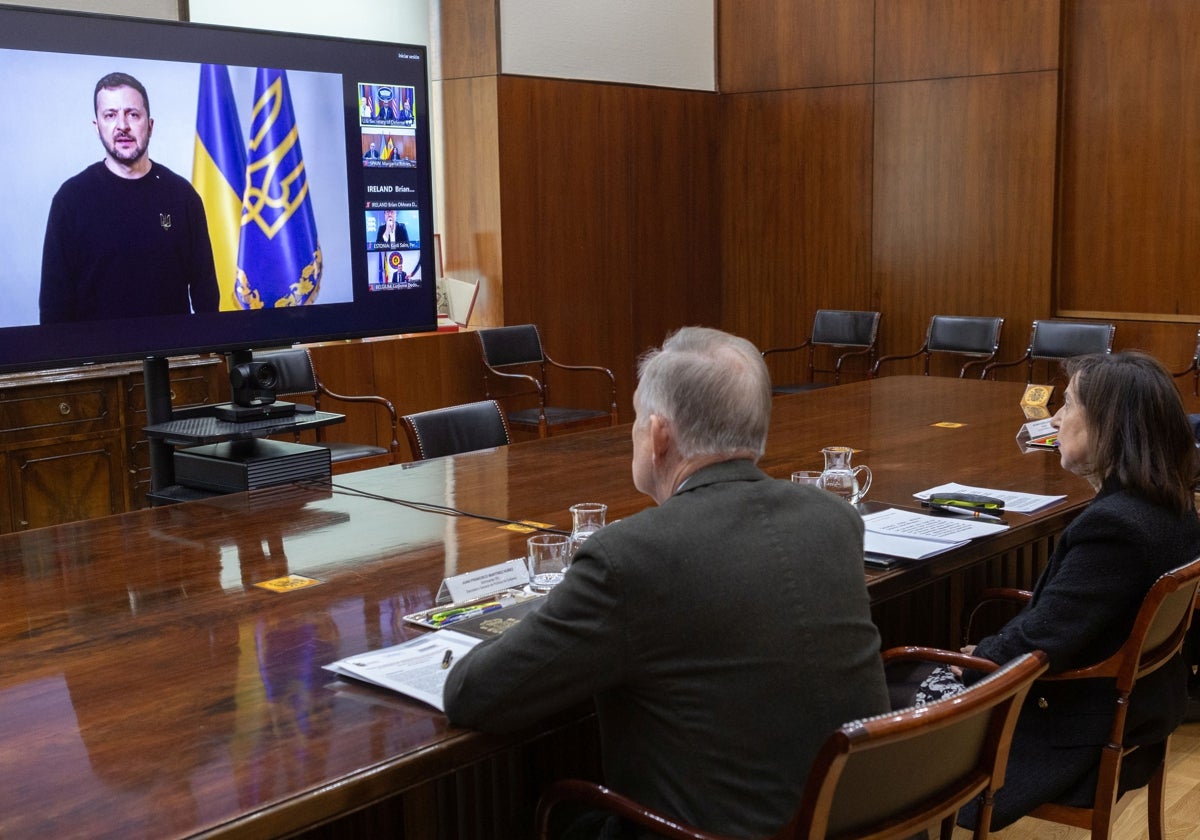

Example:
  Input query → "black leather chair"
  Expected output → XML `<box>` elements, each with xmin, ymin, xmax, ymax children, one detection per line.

<box><xmin>535</xmin><ymin>649</ymin><xmax>1047</xmax><ymax>840</ymax></box>
<box><xmin>761</xmin><ymin>309</ymin><xmax>881</xmax><ymax>394</ymax></box>
<box><xmin>872</xmin><ymin>315</ymin><xmax>1004</xmax><ymax>379</ymax></box>
<box><xmin>1173</xmin><ymin>329</ymin><xmax>1200</xmax><ymax>397</ymax></box>
<box><xmin>253</xmin><ymin>348</ymin><xmax>399</xmax><ymax>469</ymax></box>
<box><xmin>963</xmin><ymin>556</ymin><xmax>1200</xmax><ymax>840</ymax></box>
<box><xmin>476</xmin><ymin>325</ymin><xmax>617</xmax><ymax>438</ymax></box>
<box><xmin>982</xmin><ymin>319</ymin><xmax>1115</xmax><ymax>384</ymax></box>
<box><xmin>401</xmin><ymin>400</ymin><xmax>511</xmax><ymax>461</ymax></box>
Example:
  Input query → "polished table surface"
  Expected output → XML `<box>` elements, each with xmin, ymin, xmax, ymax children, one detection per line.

<box><xmin>0</xmin><ymin>377</ymin><xmax>1094</xmax><ymax>839</ymax></box>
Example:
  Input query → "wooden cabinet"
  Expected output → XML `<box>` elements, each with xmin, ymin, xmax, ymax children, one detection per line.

<box><xmin>0</xmin><ymin>357</ymin><xmax>226</xmax><ymax>533</ymax></box>
<box><xmin>5</xmin><ymin>436</ymin><xmax>124</xmax><ymax>531</ymax></box>
<box><xmin>0</xmin><ymin>369</ymin><xmax>124</xmax><ymax>532</ymax></box>
<box><xmin>0</xmin><ymin>333</ymin><xmax>484</xmax><ymax>532</ymax></box>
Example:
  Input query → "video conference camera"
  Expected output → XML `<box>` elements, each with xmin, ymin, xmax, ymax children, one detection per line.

<box><xmin>229</xmin><ymin>361</ymin><xmax>279</xmax><ymax>407</ymax></box>
<box><xmin>213</xmin><ymin>360</ymin><xmax>297</xmax><ymax>422</ymax></box>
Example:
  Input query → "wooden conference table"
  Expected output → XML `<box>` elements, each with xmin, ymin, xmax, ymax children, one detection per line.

<box><xmin>0</xmin><ymin>377</ymin><xmax>1093</xmax><ymax>839</ymax></box>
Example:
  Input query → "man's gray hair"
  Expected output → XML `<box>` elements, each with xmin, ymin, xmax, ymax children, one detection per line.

<box><xmin>636</xmin><ymin>327</ymin><xmax>772</xmax><ymax>459</ymax></box>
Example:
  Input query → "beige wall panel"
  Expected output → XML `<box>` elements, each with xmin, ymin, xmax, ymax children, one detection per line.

<box><xmin>439</xmin><ymin>76</ymin><xmax>503</xmax><ymax>329</ymax></box>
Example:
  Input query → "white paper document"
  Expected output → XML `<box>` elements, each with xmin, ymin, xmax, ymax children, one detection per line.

<box><xmin>325</xmin><ymin>630</ymin><xmax>481</xmax><ymax>711</ymax></box>
<box><xmin>912</xmin><ymin>482</ymin><xmax>1066</xmax><ymax>514</ymax></box>
<box><xmin>862</xmin><ymin>508</ymin><xmax>1009</xmax><ymax>561</ymax></box>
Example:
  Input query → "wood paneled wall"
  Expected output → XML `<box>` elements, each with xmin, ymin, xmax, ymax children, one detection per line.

<box><xmin>495</xmin><ymin>77</ymin><xmax>720</xmax><ymax>414</ymax></box>
<box><xmin>1057</xmin><ymin>0</ymin><xmax>1200</xmax><ymax>371</ymax></box>
<box><xmin>434</xmin><ymin>0</ymin><xmax>1200</xmax><ymax>422</ymax></box>
<box><xmin>722</xmin><ymin>0</ymin><xmax>1061</xmax><ymax>380</ymax></box>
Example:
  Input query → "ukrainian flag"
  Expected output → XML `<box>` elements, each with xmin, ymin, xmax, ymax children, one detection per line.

<box><xmin>192</xmin><ymin>64</ymin><xmax>247</xmax><ymax>311</ymax></box>
<box><xmin>236</xmin><ymin>68</ymin><xmax>322</xmax><ymax>309</ymax></box>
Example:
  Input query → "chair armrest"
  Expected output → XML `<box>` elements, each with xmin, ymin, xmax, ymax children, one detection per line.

<box><xmin>981</xmin><ymin>353</ymin><xmax>1030</xmax><ymax>379</ymax></box>
<box><xmin>542</xmin><ymin>354</ymin><xmax>617</xmax><ymax>386</ymax></box>
<box><xmin>535</xmin><ymin>780</ymin><xmax>729</xmax><ymax>840</ymax></box>
<box><xmin>880</xmin><ymin>645</ymin><xmax>1001</xmax><ymax>674</ymax></box>
<box><xmin>959</xmin><ymin>357</ymin><xmax>993</xmax><ymax>379</ymax></box>
<box><xmin>963</xmin><ymin>588</ymin><xmax>1032</xmax><ymax>645</ymax></box>
<box><xmin>833</xmin><ymin>345</ymin><xmax>875</xmax><ymax>376</ymax></box>
<box><xmin>871</xmin><ymin>348</ymin><xmax>924</xmax><ymax>378</ymax></box>
<box><xmin>316</xmin><ymin>387</ymin><xmax>400</xmax><ymax>461</ymax></box>
<box><xmin>318</xmin><ymin>388</ymin><xmax>396</xmax><ymax>417</ymax></box>
<box><xmin>975</xmin><ymin>587</ymin><xmax>1033</xmax><ymax>604</ymax></box>
<box><xmin>761</xmin><ymin>339</ymin><xmax>813</xmax><ymax>358</ymax></box>
<box><xmin>481</xmin><ymin>366</ymin><xmax>546</xmax><ymax>396</ymax></box>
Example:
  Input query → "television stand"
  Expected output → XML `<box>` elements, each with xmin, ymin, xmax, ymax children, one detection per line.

<box><xmin>142</xmin><ymin>356</ymin><xmax>344</xmax><ymax>503</ymax></box>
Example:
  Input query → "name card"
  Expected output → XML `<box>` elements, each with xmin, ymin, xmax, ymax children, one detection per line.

<box><xmin>437</xmin><ymin>558</ymin><xmax>530</xmax><ymax>605</ymax></box>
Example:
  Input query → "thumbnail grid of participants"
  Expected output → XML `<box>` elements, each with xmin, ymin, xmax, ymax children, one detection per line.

<box><xmin>359</xmin><ymin>80</ymin><xmax>422</xmax><ymax>294</ymax></box>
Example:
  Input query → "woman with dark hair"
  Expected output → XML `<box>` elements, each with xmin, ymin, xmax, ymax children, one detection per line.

<box><xmin>951</xmin><ymin>350</ymin><xmax>1200</xmax><ymax>830</ymax></box>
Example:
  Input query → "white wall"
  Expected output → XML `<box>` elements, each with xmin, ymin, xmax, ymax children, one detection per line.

<box><xmin>17</xmin><ymin>0</ymin><xmax>178</xmax><ymax>19</ymax></box>
<box><xmin>499</xmin><ymin>0</ymin><xmax>714</xmax><ymax>91</ymax></box>
<box><xmin>188</xmin><ymin>0</ymin><xmax>430</xmax><ymax>44</ymax></box>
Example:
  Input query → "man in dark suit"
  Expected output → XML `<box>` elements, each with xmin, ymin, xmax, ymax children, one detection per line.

<box><xmin>444</xmin><ymin>326</ymin><xmax>889</xmax><ymax>839</ymax></box>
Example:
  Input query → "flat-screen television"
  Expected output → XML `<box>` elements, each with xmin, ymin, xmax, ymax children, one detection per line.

<box><xmin>0</xmin><ymin>3</ymin><xmax>438</xmax><ymax>376</ymax></box>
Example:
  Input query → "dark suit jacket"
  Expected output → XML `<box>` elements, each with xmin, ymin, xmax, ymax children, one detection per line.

<box><xmin>444</xmin><ymin>459</ymin><xmax>890</xmax><ymax>838</ymax></box>
<box><xmin>963</xmin><ymin>480</ymin><xmax>1200</xmax><ymax>828</ymax></box>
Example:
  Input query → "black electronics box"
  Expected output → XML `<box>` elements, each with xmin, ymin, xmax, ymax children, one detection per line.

<box><xmin>174</xmin><ymin>439</ymin><xmax>330</xmax><ymax>493</ymax></box>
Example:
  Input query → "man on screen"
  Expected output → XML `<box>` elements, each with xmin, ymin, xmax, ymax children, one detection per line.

<box><xmin>374</xmin><ymin>209</ymin><xmax>408</xmax><ymax>247</ymax></box>
<box><xmin>39</xmin><ymin>72</ymin><xmax>219</xmax><ymax>324</ymax></box>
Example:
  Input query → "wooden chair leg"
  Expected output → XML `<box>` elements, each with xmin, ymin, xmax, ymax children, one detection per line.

<box><xmin>1147</xmin><ymin>745</ymin><xmax>1168</xmax><ymax>840</ymax></box>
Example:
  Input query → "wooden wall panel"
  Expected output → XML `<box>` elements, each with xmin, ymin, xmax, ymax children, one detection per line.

<box><xmin>872</xmin><ymin>72</ymin><xmax>1059</xmax><ymax>373</ymax></box>
<box><xmin>720</xmin><ymin>85</ymin><xmax>874</xmax><ymax>375</ymax></box>
<box><xmin>495</xmin><ymin>77</ymin><xmax>720</xmax><ymax>419</ymax></box>
<box><xmin>304</xmin><ymin>333</ymin><xmax>485</xmax><ymax>462</ymax></box>
<box><xmin>1057</xmin><ymin>0</ymin><xmax>1200</xmax><ymax>322</ymax></box>
<box><xmin>718</xmin><ymin>0</ymin><xmax>874</xmax><ymax>93</ymax></box>
<box><xmin>432</xmin><ymin>0</ymin><xmax>498</xmax><ymax>81</ymax></box>
<box><xmin>439</xmin><ymin>76</ymin><xmax>503</xmax><ymax>329</ymax></box>
<box><xmin>875</xmin><ymin>0</ymin><xmax>1060</xmax><ymax>82</ymax></box>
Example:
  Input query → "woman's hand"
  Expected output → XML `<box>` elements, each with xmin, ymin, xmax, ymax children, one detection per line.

<box><xmin>950</xmin><ymin>644</ymin><xmax>976</xmax><ymax>678</ymax></box>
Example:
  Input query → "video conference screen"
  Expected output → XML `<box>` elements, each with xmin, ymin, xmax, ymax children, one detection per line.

<box><xmin>0</xmin><ymin>5</ymin><xmax>438</xmax><ymax>373</ymax></box>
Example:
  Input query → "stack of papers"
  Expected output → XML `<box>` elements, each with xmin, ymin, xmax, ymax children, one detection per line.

<box><xmin>325</xmin><ymin>630</ymin><xmax>481</xmax><ymax>711</ymax></box>
<box><xmin>912</xmin><ymin>482</ymin><xmax>1066</xmax><ymax>514</ymax></box>
<box><xmin>862</xmin><ymin>508</ymin><xmax>1009</xmax><ymax>562</ymax></box>
<box><xmin>326</xmin><ymin>596</ymin><xmax>545</xmax><ymax>710</ymax></box>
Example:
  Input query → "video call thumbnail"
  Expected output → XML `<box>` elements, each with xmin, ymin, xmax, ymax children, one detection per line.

<box><xmin>369</xmin><ymin>248</ymin><xmax>421</xmax><ymax>292</ymax></box>
<box><xmin>365</xmin><ymin>208</ymin><xmax>420</xmax><ymax>250</ymax></box>
<box><xmin>358</xmin><ymin>82</ymin><xmax>416</xmax><ymax>128</ymax></box>
<box><xmin>361</xmin><ymin>131</ymin><xmax>417</xmax><ymax>168</ymax></box>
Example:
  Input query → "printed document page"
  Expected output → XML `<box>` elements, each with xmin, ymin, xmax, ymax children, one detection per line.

<box><xmin>862</xmin><ymin>507</ymin><xmax>1008</xmax><ymax>561</ymax></box>
<box><xmin>325</xmin><ymin>630</ymin><xmax>481</xmax><ymax>711</ymax></box>
<box><xmin>912</xmin><ymin>482</ymin><xmax>1066</xmax><ymax>514</ymax></box>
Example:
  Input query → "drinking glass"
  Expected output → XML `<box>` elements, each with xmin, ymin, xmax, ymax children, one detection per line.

<box><xmin>791</xmin><ymin>470</ymin><xmax>823</xmax><ymax>487</ymax></box>
<box><xmin>527</xmin><ymin>533</ymin><xmax>572</xmax><ymax>592</ymax></box>
<box><xmin>569</xmin><ymin>502</ymin><xmax>607</xmax><ymax>553</ymax></box>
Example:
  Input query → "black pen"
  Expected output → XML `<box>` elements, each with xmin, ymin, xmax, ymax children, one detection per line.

<box><xmin>441</xmin><ymin>649</ymin><xmax>454</xmax><ymax>669</ymax></box>
<box><xmin>929</xmin><ymin>504</ymin><xmax>1006</xmax><ymax>525</ymax></box>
